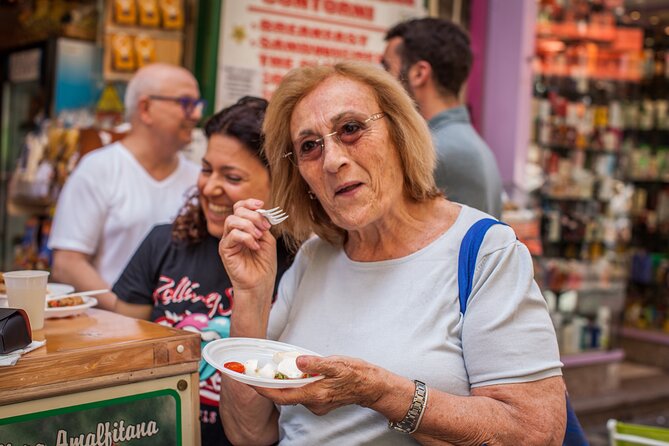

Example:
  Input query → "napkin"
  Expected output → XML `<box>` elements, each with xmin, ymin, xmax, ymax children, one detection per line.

<box><xmin>0</xmin><ymin>340</ymin><xmax>46</xmax><ymax>366</ymax></box>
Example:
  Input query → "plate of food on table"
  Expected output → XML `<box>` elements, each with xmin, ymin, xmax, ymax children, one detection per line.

<box><xmin>203</xmin><ymin>337</ymin><xmax>324</xmax><ymax>389</ymax></box>
<box><xmin>45</xmin><ymin>293</ymin><xmax>97</xmax><ymax>319</ymax></box>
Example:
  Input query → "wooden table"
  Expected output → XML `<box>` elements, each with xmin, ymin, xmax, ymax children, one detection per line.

<box><xmin>0</xmin><ymin>309</ymin><xmax>201</xmax><ymax>445</ymax></box>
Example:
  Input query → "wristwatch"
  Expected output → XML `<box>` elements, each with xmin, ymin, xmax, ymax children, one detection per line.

<box><xmin>388</xmin><ymin>380</ymin><xmax>429</xmax><ymax>434</ymax></box>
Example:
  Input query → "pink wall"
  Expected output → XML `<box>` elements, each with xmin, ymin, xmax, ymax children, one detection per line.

<box><xmin>467</xmin><ymin>0</ymin><xmax>488</xmax><ymax>133</ymax></box>
<box><xmin>469</xmin><ymin>0</ymin><xmax>537</xmax><ymax>194</ymax></box>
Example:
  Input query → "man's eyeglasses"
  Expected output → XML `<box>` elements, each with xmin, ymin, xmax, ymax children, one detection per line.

<box><xmin>148</xmin><ymin>95</ymin><xmax>207</xmax><ymax>117</ymax></box>
<box><xmin>285</xmin><ymin>112</ymin><xmax>385</xmax><ymax>164</ymax></box>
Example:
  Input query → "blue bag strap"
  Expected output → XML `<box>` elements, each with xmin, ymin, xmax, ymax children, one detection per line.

<box><xmin>563</xmin><ymin>397</ymin><xmax>589</xmax><ymax>445</ymax></box>
<box><xmin>457</xmin><ymin>218</ymin><xmax>589</xmax><ymax>446</ymax></box>
<box><xmin>457</xmin><ymin>218</ymin><xmax>506</xmax><ymax>314</ymax></box>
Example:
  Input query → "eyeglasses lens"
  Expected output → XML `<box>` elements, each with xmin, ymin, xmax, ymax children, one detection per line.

<box><xmin>180</xmin><ymin>98</ymin><xmax>205</xmax><ymax>116</ymax></box>
<box><xmin>296</xmin><ymin>124</ymin><xmax>354</xmax><ymax>162</ymax></box>
<box><xmin>295</xmin><ymin>114</ymin><xmax>383</xmax><ymax>163</ymax></box>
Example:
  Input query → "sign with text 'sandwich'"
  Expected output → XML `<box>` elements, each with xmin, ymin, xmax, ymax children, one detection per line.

<box><xmin>216</xmin><ymin>0</ymin><xmax>426</xmax><ymax>108</ymax></box>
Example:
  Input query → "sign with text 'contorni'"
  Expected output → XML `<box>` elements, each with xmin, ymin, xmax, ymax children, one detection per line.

<box><xmin>216</xmin><ymin>0</ymin><xmax>426</xmax><ymax>108</ymax></box>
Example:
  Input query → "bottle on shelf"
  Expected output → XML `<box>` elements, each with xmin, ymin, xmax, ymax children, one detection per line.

<box><xmin>532</xmin><ymin>0</ymin><xmax>650</xmax><ymax>354</ymax></box>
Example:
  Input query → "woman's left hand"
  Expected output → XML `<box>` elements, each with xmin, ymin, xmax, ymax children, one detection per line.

<box><xmin>253</xmin><ymin>355</ymin><xmax>567</xmax><ymax>445</ymax></box>
<box><xmin>253</xmin><ymin>355</ymin><xmax>381</xmax><ymax>416</ymax></box>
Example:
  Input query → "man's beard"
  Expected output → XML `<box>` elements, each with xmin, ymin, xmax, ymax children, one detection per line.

<box><xmin>399</xmin><ymin>66</ymin><xmax>416</xmax><ymax>100</ymax></box>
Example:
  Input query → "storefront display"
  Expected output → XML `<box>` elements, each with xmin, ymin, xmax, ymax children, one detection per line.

<box><xmin>1</xmin><ymin>0</ymin><xmax>192</xmax><ymax>272</ymax></box>
<box><xmin>618</xmin><ymin>9</ymin><xmax>669</xmax><ymax>369</ymax></box>
<box><xmin>623</xmin><ymin>42</ymin><xmax>669</xmax><ymax>333</ymax></box>
<box><xmin>6</xmin><ymin>119</ymin><xmax>127</xmax><ymax>271</ymax></box>
<box><xmin>532</xmin><ymin>0</ymin><xmax>639</xmax><ymax>359</ymax></box>
<box><xmin>529</xmin><ymin>3</ymin><xmax>669</xmax><ymax>399</ymax></box>
<box><xmin>0</xmin><ymin>37</ymin><xmax>100</xmax><ymax>272</ymax></box>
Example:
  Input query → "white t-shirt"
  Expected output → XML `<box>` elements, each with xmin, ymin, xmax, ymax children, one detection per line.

<box><xmin>268</xmin><ymin>205</ymin><xmax>563</xmax><ymax>445</ymax></box>
<box><xmin>48</xmin><ymin>142</ymin><xmax>199</xmax><ymax>285</ymax></box>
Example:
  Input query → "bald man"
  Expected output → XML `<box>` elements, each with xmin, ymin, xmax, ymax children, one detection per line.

<box><xmin>49</xmin><ymin>63</ymin><xmax>202</xmax><ymax>309</ymax></box>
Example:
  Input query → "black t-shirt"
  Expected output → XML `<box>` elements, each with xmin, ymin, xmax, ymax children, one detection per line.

<box><xmin>113</xmin><ymin>224</ymin><xmax>293</xmax><ymax>446</ymax></box>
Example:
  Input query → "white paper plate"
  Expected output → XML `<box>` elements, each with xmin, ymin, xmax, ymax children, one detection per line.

<box><xmin>45</xmin><ymin>295</ymin><xmax>97</xmax><ymax>319</ymax></box>
<box><xmin>46</xmin><ymin>283</ymin><xmax>75</xmax><ymax>297</ymax></box>
<box><xmin>0</xmin><ymin>282</ymin><xmax>74</xmax><ymax>300</ymax></box>
<box><xmin>202</xmin><ymin>337</ymin><xmax>324</xmax><ymax>389</ymax></box>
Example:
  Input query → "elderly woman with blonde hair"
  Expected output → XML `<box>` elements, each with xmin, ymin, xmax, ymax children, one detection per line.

<box><xmin>218</xmin><ymin>61</ymin><xmax>566</xmax><ymax>445</ymax></box>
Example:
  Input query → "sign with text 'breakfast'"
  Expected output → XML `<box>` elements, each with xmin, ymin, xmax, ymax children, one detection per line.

<box><xmin>216</xmin><ymin>0</ymin><xmax>426</xmax><ymax>108</ymax></box>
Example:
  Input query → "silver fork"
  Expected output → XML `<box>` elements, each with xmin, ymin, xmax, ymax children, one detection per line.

<box><xmin>256</xmin><ymin>207</ymin><xmax>289</xmax><ymax>225</ymax></box>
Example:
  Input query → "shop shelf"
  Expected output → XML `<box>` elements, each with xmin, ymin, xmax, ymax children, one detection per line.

<box><xmin>562</xmin><ymin>348</ymin><xmax>625</xmax><ymax>368</ymax></box>
<box><xmin>545</xmin><ymin>144</ymin><xmax>621</xmax><ymax>154</ymax></box>
<box><xmin>542</xmin><ymin>194</ymin><xmax>599</xmax><ymax>202</ymax></box>
<box><xmin>622</xmin><ymin>327</ymin><xmax>669</xmax><ymax>346</ymax></box>
<box><xmin>627</xmin><ymin>178</ymin><xmax>669</xmax><ymax>185</ymax></box>
<box><xmin>561</xmin><ymin>349</ymin><xmax>625</xmax><ymax>398</ymax></box>
<box><xmin>536</xmin><ymin>22</ymin><xmax>616</xmax><ymax>44</ymax></box>
<box><xmin>621</xmin><ymin>328</ymin><xmax>669</xmax><ymax>370</ymax></box>
<box><xmin>105</xmin><ymin>24</ymin><xmax>184</xmax><ymax>41</ymax></box>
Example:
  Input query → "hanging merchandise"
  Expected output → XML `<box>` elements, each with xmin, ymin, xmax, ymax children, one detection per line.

<box><xmin>103</xmin><ymin>0</ymin><xmax>185</xmax><ymax>81</ymax></box>
<box><xmin>9</xmin><ymin>130</ymin><xmax>52</xmax><ymax>209</ymax></box>
<box><xmin>134</xmin><ymin>34</ymin><xmax>157</xmax><ymax>67</ymax></box>
<box><xmin>137</xmin><ymin>0</ymin><xmax>160</xmax><ymax>28</ymax></box>
<box><xmin>113</xmin><ymin>0</ymin><xmax>138</xmax><ymax>26</ymax></box>
<box><xmin>8</xmin><ymin>122</ymin><xmax>81</xmax><ymax>211</ymax></box>
<box><xmin>5</xmin><ymin>116</ymin><xmax>123</xmax><ymax>271</ymax></box>
<box><xmin>159</xmin><ymin>0</ymin><xmax>184</xmax><ymax>30</ymax></box>
<box><xmin>110</xmin><ymin>33</ymin><xmax>136</xmax><ymax>72</ymax></box>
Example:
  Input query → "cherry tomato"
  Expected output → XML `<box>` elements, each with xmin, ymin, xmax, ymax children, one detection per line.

<box><xmin>224</xmin><ymin>361</ymin><xmax>245</xmax><ymax>374</ymax></box>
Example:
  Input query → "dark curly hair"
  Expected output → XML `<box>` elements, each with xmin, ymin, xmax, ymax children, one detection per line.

<box><xmin>172</xmin><ymin>96</ymin><xmax>269</xmax><ymax>244</ymax></box>
<box><xmin>385</xmin><ymin>17</ymin><xmax>472</xmax><ymax>98</ymax></box>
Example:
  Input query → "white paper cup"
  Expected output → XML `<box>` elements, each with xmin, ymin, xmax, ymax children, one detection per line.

<box><xmin>4</xmin><ymin>270</ymin><xmax>50</xmax><ymax>331</ymax></box>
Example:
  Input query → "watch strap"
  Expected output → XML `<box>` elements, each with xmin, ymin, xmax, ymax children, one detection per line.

<box><xmin>388</xmin><ymin>380</ymin><xmax>429</xmax><ymax>434</ymax></box>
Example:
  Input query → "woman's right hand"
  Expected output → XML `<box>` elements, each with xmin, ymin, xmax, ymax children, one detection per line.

<box><xmin>219</xmin><ymin>198</ymin><xmax>278</xmax><ymax>295</ymax></box>
<box><xmin>218</xmin><ymin>199</ymin><xmax>281</xmax><ymax>440</ymax></box>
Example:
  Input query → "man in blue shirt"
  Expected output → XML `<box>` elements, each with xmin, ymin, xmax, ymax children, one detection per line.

<box><xmin>383</xmin><ymin>18</ymin><xmax>503</xmax><ymax>218</ymax></box>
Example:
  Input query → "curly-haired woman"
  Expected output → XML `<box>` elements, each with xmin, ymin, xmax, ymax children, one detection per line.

<box><xmin>113</xmin><ymin>96</ymin><xmax>292</xmax><ymax>446</ymax></box>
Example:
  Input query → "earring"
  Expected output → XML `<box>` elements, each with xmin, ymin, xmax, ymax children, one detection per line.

<box><xmin>308</xmin><ymin>190</ymin><xmax>316</xmax><ymax>200</ymax></box>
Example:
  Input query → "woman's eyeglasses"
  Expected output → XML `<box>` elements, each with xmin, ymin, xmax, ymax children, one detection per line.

<box><xmin>285</xmin><ymin>112</ymin><xmax>385</xmax><ymax>164</ymax></box>
<box><xmin>148</xmin><ymin>95</ymin><xmax>207</xmax><ymax>117</ymax></box>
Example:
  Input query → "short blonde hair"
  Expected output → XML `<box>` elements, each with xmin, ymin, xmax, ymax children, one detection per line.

<box><xmin>264</xmin><ymin>61</ymin><xmax>440</xmax><ymax>251</ymax></box>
